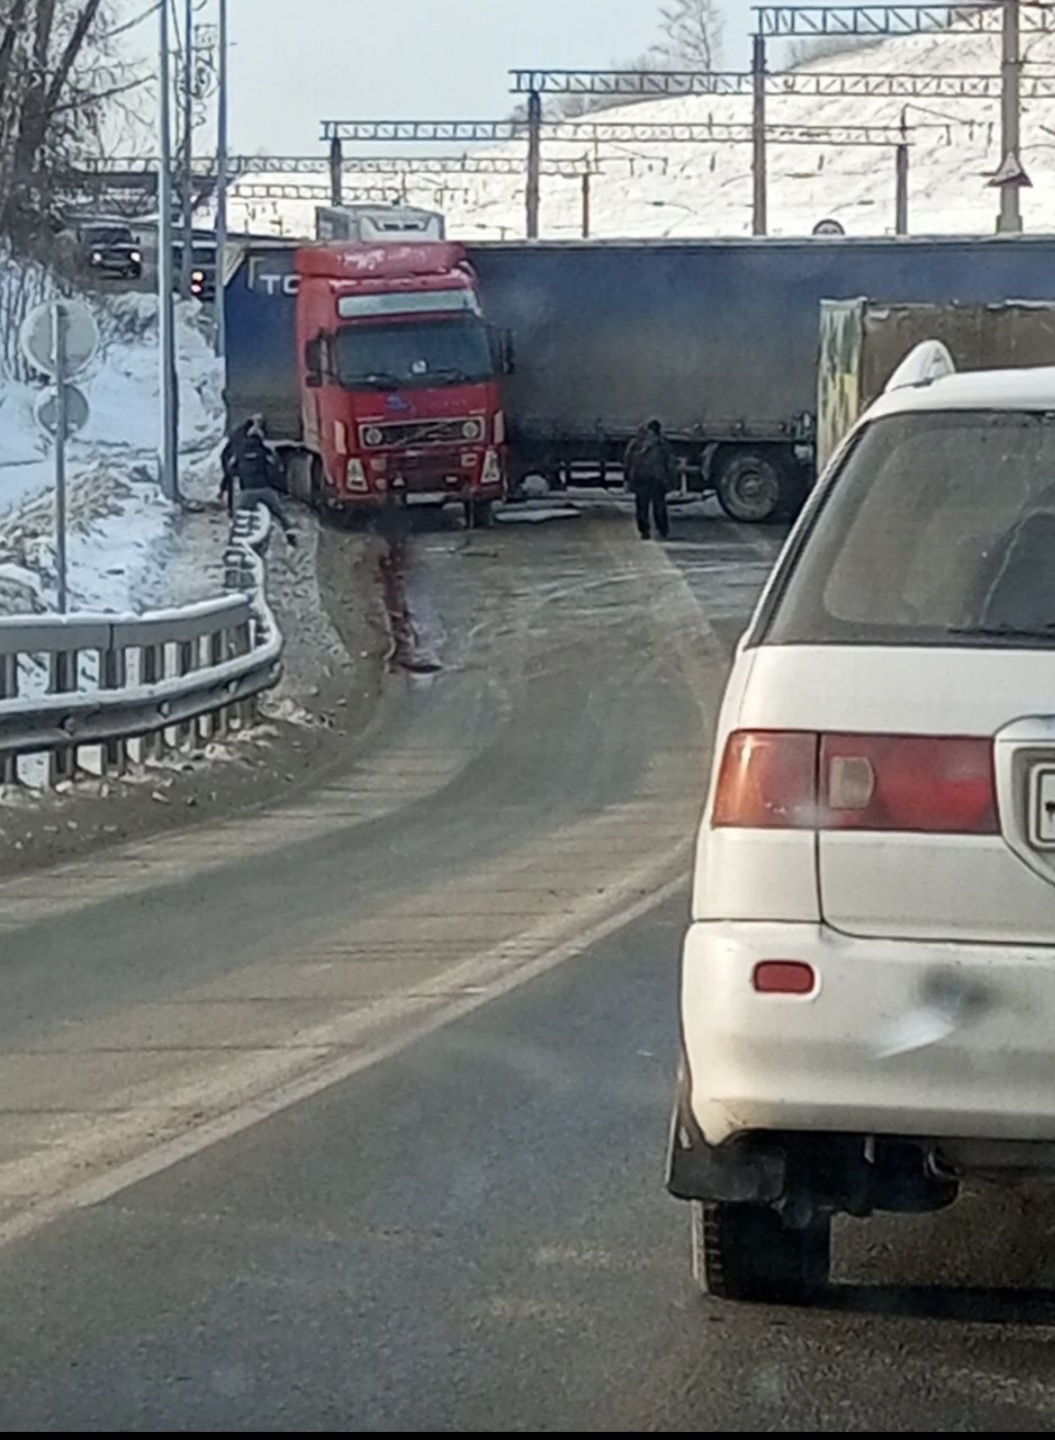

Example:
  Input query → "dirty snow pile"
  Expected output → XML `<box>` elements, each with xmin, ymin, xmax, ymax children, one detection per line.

<box><xmin>231</xmin><ymin>27</ymin><xmax>1055</xmax><ymax>242</ymax></box>
<box><xmin>0</xmin><ymin>262</ymin><xmax>225</xmax><ymax>621</ymax></box>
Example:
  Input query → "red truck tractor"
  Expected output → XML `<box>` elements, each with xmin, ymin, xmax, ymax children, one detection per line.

<box><xmin>284</xmin><ymin>240</ymin><xmax>510</xmax><ymax>528</ymax></box>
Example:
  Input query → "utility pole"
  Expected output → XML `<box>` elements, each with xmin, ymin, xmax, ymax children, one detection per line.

<box><xmin>895</xmin><ymin>108</ymin><xmax>909</xmax><ymax>236</ymax></box>
<box><xmin>181</xmin><ymin>0</ymin><xmax>196</xmax><ymax>295</ymax></box>
<box><xmin>329</xmin><ymin>135</ymin><xmax>344</xmax><ymax>207</ymax></box>
<box><xmin>526</xmin><ymin>89</ymin><xmax>542</xmax><ymax>239</ymax></box>
<box><xmin>158</xmin><ymin>0</ymin><xmax>179</xmax><ymax>501</ymax></box>
<box><xmin>997</xmin><ymin>0</ymin><xmax>1024</xmax><ymax>233</ymax></box>
<box><xmin>751</xmin><ymin>32</ymin><xmax>767</xmax><ymax>237</ymax></box>
<box><xmin>215</xmin><ymin>0</ymin><xmax>229</xmax><ymax>358</ymax></box>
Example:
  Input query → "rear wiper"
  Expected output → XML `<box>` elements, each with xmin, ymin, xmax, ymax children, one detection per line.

<box><xmin>947</xmin><ymin>622</ymin><xmax>1055</xmax><ymax>640</ymax></box>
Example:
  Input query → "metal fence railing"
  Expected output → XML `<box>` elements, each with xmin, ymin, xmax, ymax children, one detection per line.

<box><xmin>0</xmin><ymin>504</ymin><xmax>284</xmax><ymax>788</ymax></box>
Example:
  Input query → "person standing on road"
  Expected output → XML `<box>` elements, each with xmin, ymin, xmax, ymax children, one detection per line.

<box><xmin>624</xmin><ymin>418</ymin><xmax>675</xmax><ymax>541</ymax></box>
<box><xmin>220</xmin><ymin>414</ymin><xmax>298</xmax><ymax>548</ymax></box>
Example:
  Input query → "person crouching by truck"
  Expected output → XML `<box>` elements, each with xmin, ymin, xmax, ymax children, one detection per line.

<box><xmin>220</xmin><ymin>414</ymin><xmax>297</xmax><ymax>548</ymax></box>
<box><xmin>624</xmin><ymin>419</ymin><xmax>675</xmax><ymax>541</ymax></box>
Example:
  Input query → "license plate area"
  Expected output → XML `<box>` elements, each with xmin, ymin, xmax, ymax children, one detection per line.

<box><xmin>1028</xmin><ymin>764</ymin><xmax>1055</xmax><ymax>848</ymax></box>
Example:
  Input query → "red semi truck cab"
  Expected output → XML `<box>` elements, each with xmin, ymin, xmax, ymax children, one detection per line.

<box><xmin>294</xmin><ymin>241</ymin><xmax>508</xmax><ymax>524</ymax></box>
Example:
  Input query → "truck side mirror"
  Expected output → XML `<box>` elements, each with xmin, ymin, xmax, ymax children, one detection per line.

<box><xmin>500</xmin><ymin>328</ymin><xmax>515</xmax><ymax>376</ymax></box>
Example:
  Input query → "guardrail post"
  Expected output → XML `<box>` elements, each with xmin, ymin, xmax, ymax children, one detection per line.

<box><xmin>100</xmin><ymin>639</ymin><xmax>128</xmax><ymax>776</ymax></box>
<box><xmin>0</xmin><ymin>652</ymin><xmax>19</xmax><ymax>787</ymax></box>
<box><xmin>141</xmin><ymin>642</ymin><xmax>164</xmax><ymax>760</ymax></box>
<box><xmin>207</xmin><ymin>628</ymin><xmax>227</xmax><ymax>739</ymax></box>
<box><xmin>233</xmin><ymin>614</ymin><xmax>255</xmax><ymax>730</ymax></box>
<box><xmin>177</xmin><ymin>638</ymin><xmax>197</xmax><ymax>748</ymax></box>
<box><xmin>49</xmin><ymin>648</ymin><xmax>78</xmax><ymax>786</ymax></box>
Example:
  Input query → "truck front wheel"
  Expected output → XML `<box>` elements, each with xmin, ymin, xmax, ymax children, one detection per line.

<box><xmin>690</xmin><ymin>1200</ymin><xmax>831</xmax><ymax>1305</ymax></box>
<box><xmin>715</xmin><ymin>451</ymin><xmax>786</xmax><ymax>524</ymax></box>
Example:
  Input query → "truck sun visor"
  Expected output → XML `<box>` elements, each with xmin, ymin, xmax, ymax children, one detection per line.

<box><xmin>337</xmin><ymin>290</ymin><xmax>481</xmax><ymax>320</ymax></box>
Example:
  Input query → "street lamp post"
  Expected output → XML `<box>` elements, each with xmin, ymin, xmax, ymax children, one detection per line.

<box><xmin>181</xmin><ymin>0</ymin><xmax>196</xmax><ymax>296</ymax></box>
<box><xmin>215</xmin><ymin>0</ymin><xmax>229</xmax><ymax>357</ymax></box>
<box><xmin>158</xmin><ymin>0</ymin><xmax>179</xmax><ymax>500</ymax></box>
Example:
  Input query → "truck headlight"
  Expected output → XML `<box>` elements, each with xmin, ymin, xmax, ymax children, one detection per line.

<box><xmin>363</xmin><ymin>427</ymin><xmax>384</xmax><ymax>447</ymax></box>
<box><xmin>347</xmin><ymin>458</ymin><xmax>368</xmax><ymax>491</ymax></box>
<box><xmin>462</xmin><ymin>418</ymin><xmax>484</xmax><ymax>441</ymax></box>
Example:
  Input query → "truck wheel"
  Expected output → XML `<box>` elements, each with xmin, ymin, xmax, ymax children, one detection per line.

<box><xmin>716</xmin><ymin>452</ymin><xmax>784</xmax><ymax>524</ymax></box>
<box><xmin>690</xmin><ymin>1201</ymin><xmax>830</xmax><ymax>1305</ymax></box>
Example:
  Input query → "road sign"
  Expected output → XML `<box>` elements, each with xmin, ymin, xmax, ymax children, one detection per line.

<box><xmin>812</xmin><ymin>217</ymin><xmax>846</xmax><ymax>236</ymax></box>
<box><xmin>35</xmin><ymin>384</ymin><xmax>90</xmax><ymax>438</ymax></box>
<box><xmin>20</xmin><ymin>298</ymin><xmax>99</xmax><ymax>379</ymax></box>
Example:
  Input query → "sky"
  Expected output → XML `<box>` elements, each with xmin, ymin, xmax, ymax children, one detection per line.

<box><xmin>222</xmin><ymin>0</ymin><xmax>764</xmax><ymax>154</ymax></box>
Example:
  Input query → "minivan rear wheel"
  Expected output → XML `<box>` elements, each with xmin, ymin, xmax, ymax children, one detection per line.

<box><xmin>690</xmin><ymin>1200</ymin><xmax>831</xmax><ymax>1305</ymax></box>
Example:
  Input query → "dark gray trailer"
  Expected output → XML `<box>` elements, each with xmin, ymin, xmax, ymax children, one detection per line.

<box><xmin>225</xmin><ymin>234</ymin><xmax>1055</xmax><ymax>523</ymax></box>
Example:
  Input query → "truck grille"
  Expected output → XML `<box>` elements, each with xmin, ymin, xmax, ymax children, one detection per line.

<box><xmin>360</xmin><ymin>418</ymin><xmax>484</xmax><ymax>449</ymax></box>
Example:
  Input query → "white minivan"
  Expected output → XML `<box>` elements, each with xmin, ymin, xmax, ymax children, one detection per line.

<box><xmin>667</xmin><ymin>344</ymin><xmax>1055</xmax><ymax>1304</ymax></box>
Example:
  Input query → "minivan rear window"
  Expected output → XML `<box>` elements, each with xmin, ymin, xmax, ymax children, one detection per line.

<box><xmin>765</xmin><ymin>409</ymin><xmax>1055</xmax><ymax>647</ymax></box>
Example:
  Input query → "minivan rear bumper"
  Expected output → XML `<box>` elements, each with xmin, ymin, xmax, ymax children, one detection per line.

<box><xmin>682</xmin><ymin>921</ymin><xmax>1055</xmax><ymax>1147</ymax></box>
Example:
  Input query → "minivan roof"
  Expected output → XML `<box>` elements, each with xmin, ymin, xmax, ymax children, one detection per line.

<box><xmin>868</xmin><ymin>365</ymin><xmax>1055</xmax><ymax>421</ymax></box>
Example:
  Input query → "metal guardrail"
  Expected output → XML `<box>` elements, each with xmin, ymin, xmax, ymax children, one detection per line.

<box><xmin>0</xmin><ymin>505</ymin><xmax>284</xmax><ymax>788</ymax></box>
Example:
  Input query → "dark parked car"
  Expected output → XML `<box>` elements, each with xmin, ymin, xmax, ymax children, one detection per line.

<box><xmin>77</xmin><ymin>222</ymin><xmax>143</xmax><ymax>280</ymax></box>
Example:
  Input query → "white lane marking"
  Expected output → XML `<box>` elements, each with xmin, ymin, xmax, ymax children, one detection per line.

<box><xmin>0</xmin><ymin>856</ymin><xmax>688</xmax><ymax>1250</ymax></box>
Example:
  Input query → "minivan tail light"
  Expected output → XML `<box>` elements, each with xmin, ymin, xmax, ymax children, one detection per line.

<box><xmin>821</xmin><ymin>734</ymin><xmax>998</xmax><ymax>834</ymax></box>
<box><xmin>713</xmin><ymin>730</ymin><xmax>997</xmax><ymax>835</ymax></box>
<box><xmin>712</xmin><ymin>731</ymin><xmax>819</xmax><ymax>829</ymax></box>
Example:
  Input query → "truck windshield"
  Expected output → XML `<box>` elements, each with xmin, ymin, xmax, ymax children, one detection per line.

<box><xmin>336</xmin><ymin>316</ymin><xmax>494</xmax><ymax>389</ymax></box>
<box><xmin>765</xmin><ymin>409</ymin><xmax>1055</xmax><ymax>647</ymax></box>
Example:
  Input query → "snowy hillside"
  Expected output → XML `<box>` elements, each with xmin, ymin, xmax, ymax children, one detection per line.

<box><xmin>0</xmin><ymin>284</ymin><xmax>224</xmax><ymax>619</ymax></box>
<box><xmin>231</xmin><ymin>29</ymin><xmax>1055</xmax><ymax>241</ymax></box>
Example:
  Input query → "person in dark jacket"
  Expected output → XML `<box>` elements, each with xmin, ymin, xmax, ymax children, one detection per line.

<box><xmin>220</xmin><ymin>415</ymin><xmax>297</xmax><ymax>546</ymax></box>
<box><xmin>624</xmin><ymin>418</ymin><xmax>675</xmax><ymax>540</ymax></box>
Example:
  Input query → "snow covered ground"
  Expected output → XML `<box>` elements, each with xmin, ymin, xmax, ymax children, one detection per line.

<box><xmin>229</xmin><ymin>29</ymin><xmax>1055</xmax><ymax>242</ymax></box>
<box><xmin>0</xmin><ymin>285</ymin><xmax>224</xmax><ymax>620</ymax></box>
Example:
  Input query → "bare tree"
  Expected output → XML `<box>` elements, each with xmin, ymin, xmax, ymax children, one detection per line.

<box><xmin>508</xmin><ymin>1</ymin><xmax>726</xmax><ymax>123</ymax></box>
<box><xmin>652</xmin><ymin>0</ymin><xmax>723</xmax><ymax>72</ymax></box>
<box><xmin>0</xmin><ymin>2</ymin><xmax>150</xmax><ymax>244</ymax></box>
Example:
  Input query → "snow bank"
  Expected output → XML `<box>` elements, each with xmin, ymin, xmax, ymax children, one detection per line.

<box><xmin>0</xmin><ymin>285</ymin><xmax>225</xmax><ymax>618</ymax></box>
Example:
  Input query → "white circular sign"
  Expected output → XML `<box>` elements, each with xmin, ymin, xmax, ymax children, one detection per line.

<box><xmin>812</xmin><ymin>218</ymin><xmax>846</xmax><ymax>237</ymax></box>
<box><xmin>20</xmin><ymin>299</ymin><xmax>99</xmax><ymax>379</ymax></box>
<box><xmin>35</xmin><ymin>384</ymin><xmax>90</xmax><ymax>439</ymax></box>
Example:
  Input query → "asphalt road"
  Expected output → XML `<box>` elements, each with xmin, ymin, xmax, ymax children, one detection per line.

<box><xmin>5</xmin><ymin>503</ymin><xmax>1055</xmax><ymax>1431</ymax></box>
